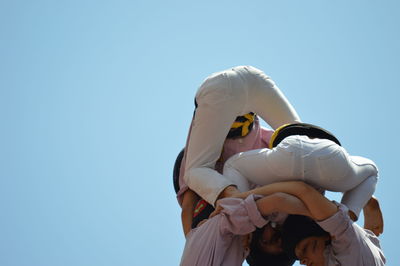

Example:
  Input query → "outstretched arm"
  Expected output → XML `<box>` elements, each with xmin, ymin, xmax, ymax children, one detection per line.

<box><xmin>210</xmin><ymin>192</ymin><xmax>312</xmax><ymax>220</ymax></box>
<box><xmin>236</xmin><ymin>181</ymin><xmax>338</xmax><ymax>221</ymax></box>
<box><xmin>255</xmin><ymin>192</ymin><xmax>312</xmax><ymax>218</ymax></box>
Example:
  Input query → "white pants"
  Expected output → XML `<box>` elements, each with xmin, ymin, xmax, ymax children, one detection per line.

<box><xmin>184</xmin><ymin>66</ymin><xmax>300</xmax><ymax>205</ymax></box>
<box><xmin>223</xmin><ymin>135</ymin><xmax>379</xmax><ymax>217</ymax></box>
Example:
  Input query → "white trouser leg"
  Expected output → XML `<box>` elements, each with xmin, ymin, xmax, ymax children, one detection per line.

<box><xmin>339</xmin><ymin>156</ymin><xmax>379</xmax><ymax>217</ymax></box>
<box><xmin>223</xmin><ymin>143</ymin><xmax>300</xmax><ymax>192</ymax></box>
<box><xmin>223</xmin><ymin>136</ymin><xmax>379</xmax><ymax>218</ymax></box>
<box><xmin>341</xmin><ymin>175</ymin><xmax>378</xmax><ymax>217</ymax></box>
<box><xmin>308</xmin><ymin>146</ymin><xmax>379</xmax><ymax>217</ymax></box>
<box><xmin>241</xmin><ymin>66</ymin><xmax>301</xmax><ymax>129</ymax></box>
<box><xmin>184</xmin><ymin>66</ymin><xmax>300</xmax><ymax>205</ymax></box>
<box><xmin>184</xmin><ymin>70</ymin><xmax>246</xmax><ymax>205</ymax></box>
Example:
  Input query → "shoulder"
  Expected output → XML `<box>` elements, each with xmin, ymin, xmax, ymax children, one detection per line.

<box><xmin>317</xmin><ymin>202</ymin><xmax>351</xmax><ymax>234</ymax></box>
<box><xmin>217</xmin><ymin>195</ymin><xmax>268</xmax><ymax>235</ymax></box>
<box><xmin>319</xmin><ymin>203</ymin><xmax>386</xmax><ymax>265</ymax></box>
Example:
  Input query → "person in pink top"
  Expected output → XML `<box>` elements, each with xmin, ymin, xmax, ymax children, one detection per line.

<box><xmin>176</xmin><ymin>114</ymin><xmax>299</xmax><ymax>265</ymax></box>
<box><xmin>179</xmin><ymin>191</ymin><xmax>311</xmax><ymax>266</ymax></box>
<box><xmin>174</xmin><ymin>114</ymin><xmax>274</xmax><ymax>236</ymax></box>
<box><xmin>176</xmin><ymin>115</ymin><xmax>273</xmax><ymax>205</ymax></box>
<box><xmin>180</xmin><ymin>180</ymin><xmax>386</xmax><ymax>266</ymax></box>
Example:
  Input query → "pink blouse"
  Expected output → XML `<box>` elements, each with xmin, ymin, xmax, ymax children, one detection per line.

<box><xmin>180</xmin><ymin>194</ymin><xmax>268</xmax><ymax>266</ymax></box>
<box><xmin>176</xmin><ymin>117</ymin><xmax>273</xmax><ymax>205</ymax></box>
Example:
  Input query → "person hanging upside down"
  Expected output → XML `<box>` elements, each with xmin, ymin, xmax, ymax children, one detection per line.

<box><xmin>175</xmin><ymin>114</ymin><xmax>274</xmax><ymax>236</ymax></box>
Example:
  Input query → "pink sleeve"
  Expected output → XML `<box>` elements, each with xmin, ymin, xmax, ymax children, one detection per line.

<box><xmin>317</xmin><ymin>203</ymin><xmax>354</xmax><ymax>253</ymax></box>
<box><xmin>218</xmin><ymin>195</ymin><xmax>268</xmax><ymax>236</ymax></box>
<box><xmin>317</xmin><ymin>202</ymin><xmax>386</xmax><ymax>264</ymax></box>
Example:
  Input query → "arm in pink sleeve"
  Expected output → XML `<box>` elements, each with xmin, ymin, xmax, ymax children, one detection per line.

<box><xmin>317</xmin><ymin>203</ymin><xmax>354</xmax><ymax>254</ymax></box>
<box><xmin>218</xmin><ymin>195</ymin><xmax>268</xmax><ymax>236</ymax></box>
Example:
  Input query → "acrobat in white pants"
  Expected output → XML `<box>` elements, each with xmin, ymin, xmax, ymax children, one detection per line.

<box><xmin>183</xmin><ymin>66</ymin><xmax>301</xmax><ymax>205</ymax></box>
<box><xmin>223</xmin><ymin>135</ymin><xmax>379</xmax><ymax>218</ymax></box>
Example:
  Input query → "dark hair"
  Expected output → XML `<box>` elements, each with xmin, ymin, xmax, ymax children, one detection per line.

<box><xmin>246</xmin><ymin>227</ymin><xmax>295</xmax><ymax>266</ymax></box>
<box><xmin>282</xmin><ymin>215</ymin><xmax>330</xmax><ymax>260</ymax></box>
<box><xmin>173</xmin><ymin>148</ymin><xmax>185</xmax><ymax>194</ymax></box>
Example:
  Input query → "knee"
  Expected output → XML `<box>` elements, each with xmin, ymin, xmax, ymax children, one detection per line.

<box><xmin>222</xmin><ymin>154</ymin><xmax>241</xmax><ymax>174</ymax></box>
<box><xmin>372</xmin><ymin>161</ymin><xmax>379</xmax><ymax>176</ymax></box>
<box><xmin>366</xmin><ymin>159</ymin><xmax>379</xmax><ymax>178</ymax></box>
<box><xmin>351</xmin><ymin>156</ymin><xmax>379</xmax><ymax>177</ymax></box>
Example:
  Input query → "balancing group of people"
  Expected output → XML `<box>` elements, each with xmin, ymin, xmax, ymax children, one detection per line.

<box><xmin>173</xmin><ymin>66</ymin><xmax>386</xmax><ymax>265</ymax></box>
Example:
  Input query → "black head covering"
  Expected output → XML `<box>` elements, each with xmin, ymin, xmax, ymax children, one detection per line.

<box><xmin>173</xmin><ymin>148</ymin><xmax>185</xmax><ymax>194</ymax></box>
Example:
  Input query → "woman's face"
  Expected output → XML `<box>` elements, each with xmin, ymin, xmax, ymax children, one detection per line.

<box><xmin>295</xmin><ymin>236</ymin><xmax>329</xmax><ymax>266</ymax></box>
<box><xmin>258</xmin><ymin>224</ymin><xmax>283</xmax><ymax>254</ymax></box>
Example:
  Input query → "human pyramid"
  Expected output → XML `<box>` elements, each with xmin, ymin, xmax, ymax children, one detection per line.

<box><xmin>174</xmin><ymin>66</ymin><xmax>385</xmax><ymax>266</ymax></box>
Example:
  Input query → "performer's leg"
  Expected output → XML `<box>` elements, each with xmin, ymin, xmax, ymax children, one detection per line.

<box><xmin>315</xmin><ymin>150</ymin><xmax>379</xmax><ymax>218</ymax></box>
<box><xmin>185</xmin><ymin>66</ymin><xmax>301</xmax><ymax>205</ymax></box>
<box><xmin>223</xmin><ymin>145</ymin><xmax>298</xmax><ymax>191</ymax></box>
<box><xmin>184</xmin><ymin>70</ymin><xmax>247</xmax><ymax>205</ymax></box>
<box><xmin>241</xmin><ymin>66</ymin><xmax>301</xmax><ymax>129</ymax></box>
<box><xmin>341</xmin><ymin>175</ymin><xmax>377</xmax><ymax>218</ymax></box>
<box><xmin>339</xmin><ymin>156</ymin><xmax>379</xmax><ymax>219</ymax></box>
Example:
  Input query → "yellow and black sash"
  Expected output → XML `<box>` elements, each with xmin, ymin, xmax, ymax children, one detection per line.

<box><xmin>269</xmin><ymin>123</ymin><xmax>341</xmax><ymax>149</ymax></box>
<box><xmin>227</xmin><ymin>112</ymin><xmax>255</xmax><ymax>138</ymax></box>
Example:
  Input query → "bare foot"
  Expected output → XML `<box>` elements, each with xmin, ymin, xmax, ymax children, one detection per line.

<box><xmin>363</xmin><ymin>196</ymin><xmax>384</xmax><ymax>236</ymax></box>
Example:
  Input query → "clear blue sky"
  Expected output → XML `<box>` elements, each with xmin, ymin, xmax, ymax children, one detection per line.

<box><xmin>1</xmin><ymin>1</ymin><xmax>399</xmax><ymax>265</ymax></box>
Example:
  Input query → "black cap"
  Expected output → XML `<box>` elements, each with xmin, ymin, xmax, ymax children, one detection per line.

<box><xmin>173</xmin><ymin>148</ymin><xmax>185</xmax><ymax>194</ymax></box>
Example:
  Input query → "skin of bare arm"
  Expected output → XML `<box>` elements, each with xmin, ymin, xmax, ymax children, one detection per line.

<box><xmin>217</xmin><ymin>185</ymin><xmax>241</xmax><ymax>200</ymax></box>
<box><xmin>255</xmin><ymin>192</ymin><xmax>312</xmax><ymax>218</ymax></box>
<box><xmin>181</xmin><ymin>189</ymin><xmax>200</xmax><ymax>236</ymax></box>
<box><xmin>209</xmin><ymin>192</ymin><xmax>312</xmax><ymax>220</ymax></box>
<box><xmin>236</xmin><ymin>181</ymin><xmax>338</xmax><ymax>221</ymax></box>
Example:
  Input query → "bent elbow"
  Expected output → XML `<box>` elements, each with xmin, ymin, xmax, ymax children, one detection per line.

<box><xmin>295</xmin><ymin>181</ymin><xmax>314</xmax><ymax>196</ymax></box>
<box><xmin>268</xmin><ymin>193</ymin><xmax>289</xmax><ymax>212</ymax></box>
